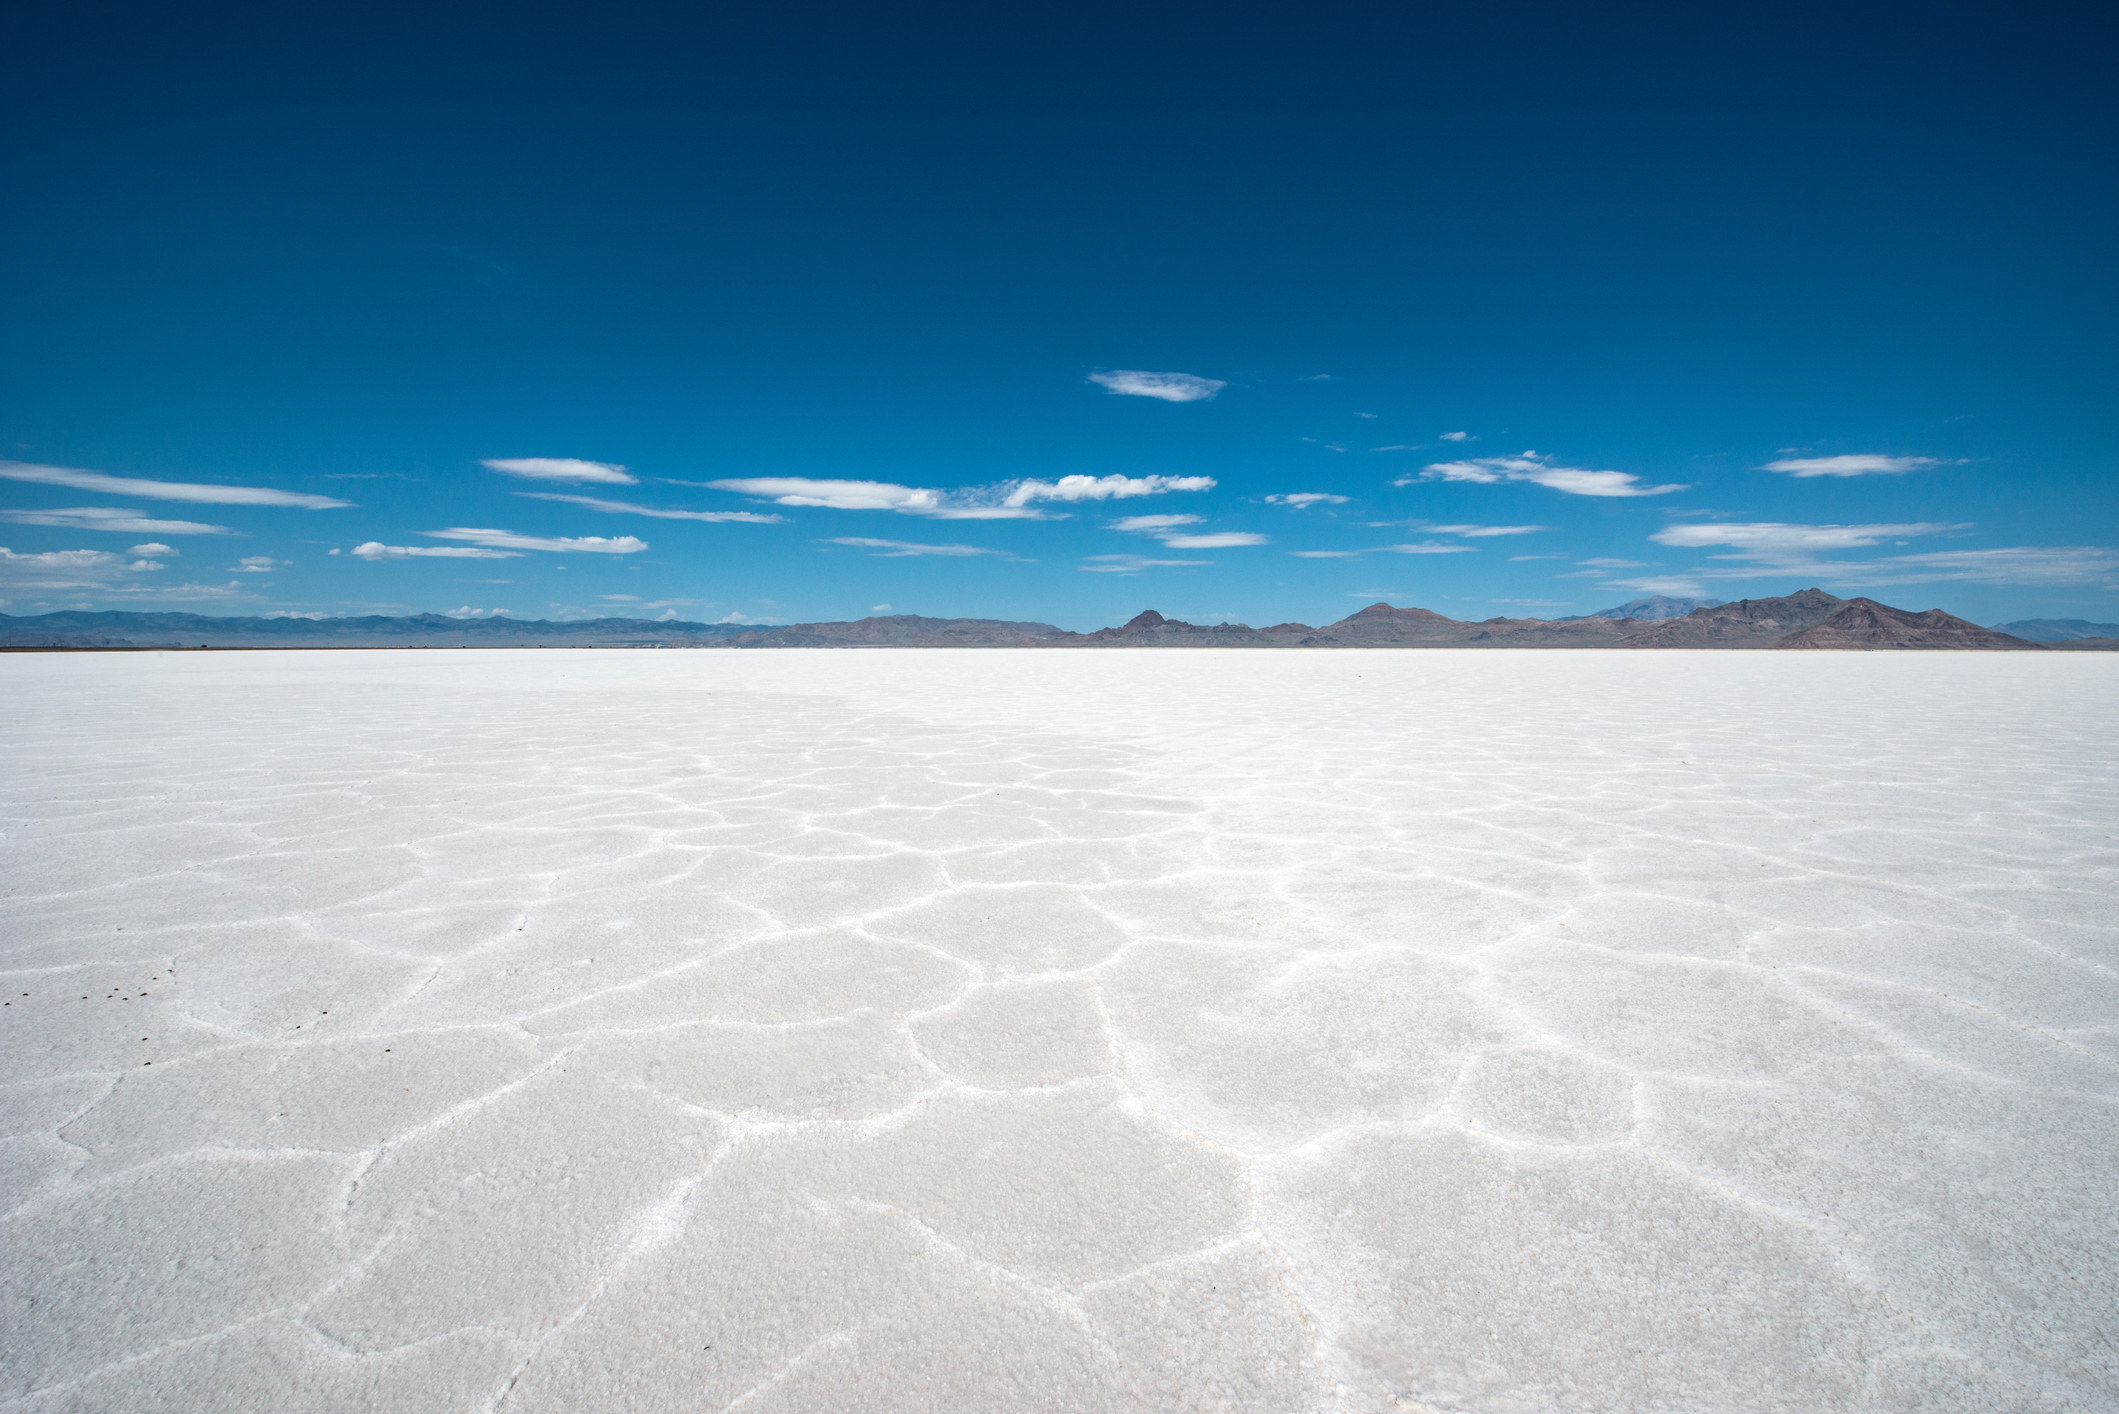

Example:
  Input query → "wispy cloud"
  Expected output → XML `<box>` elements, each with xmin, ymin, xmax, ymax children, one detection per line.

<box><xmin>1642</xmin><ymin>520</ymin><xmax>2116</xmax><ymax>587</ymax></box>
<box><xmin>0</xmin><ymin>461</ymin><xmax>349</xmax><ymax>508</ymax></box>
<box><xmin>822</xmin><ymin>537</ymin><xmax>1008</xmax><ymax>557</ymax></box>
<box><xmin>444</xmin><ymin>606</ymin><xmax>513</xmax><ymax>618</ymax></box>
<box><xmin>130</xmin><ymin>543</ymin><xmax>176</xmax><ymax>556</ymax></box>
<box><xmin>518</xmin><ymin>492</ymin><xmax>782</xmax><ymax>523</ymax></box>
<box><xmin>1005</xmin><ymin>474</ymin><xmax>1215</xmax><ymax>506</ymax></box>
<box><xmin>1079</xmin><ymin>554</ymin><xmax>1212</xmax><ymax>573</ymax></box>
<box><xmin>1110</xmin><ymin>514</ymin><xmax>1266</xmax><ymax>550</ymax></box>
<box><xmin>1266</xmin><ymin>493</ymin><xmax>1349</xmax><ymax>508</ymax></box>
<box><xmin>1426</xmin><ymin>523</ymin><xmax>1546</xmax><ymax>537</ymax></box>
<box><xmin>482</xmin><ymin>458</ymin><xmax>637</xmax><ymax>485</ymax></box>
<box><xmin>1827</xmin><ymin>546</ymin><xmax>2119</xmax><ymax>587</ymax></box>
<box><xmin>0</xmin><ymin>545</ymin><xmax>246</xmax><ymax>599</ymax></box>
<box><xmin>1406</xmin><ymin>452</ymin><xmax>1686</xmax><ymax>498</ymax></box>
<box><xmin>1597</xmin><ymin>575</ymin><xmax>1710</xmax><ymax>596</ymax></box>
<box><xmin>0</xmin><ymin>506</ymin><xmax>234</xmax><ymax>535</ymax></box>
<box><xmin>1384</xmin><ymin>542</ymin><xmax>1478</xmax><ymax>555</ymax></box>
<box><xmin>703</xmin><ymin>473</ymin><xmax>1212</xmax><ymax>520</ymax></box>
<box><xmin>1758</xmin><ymin>454</ymin><xmax>1948</xmax><ymax>478</ymax></box>
<box><xmin>1650</xmin><ymin>521</ymin><xmax>1956</xmax><ymax>565</ymax></box>
<box><xmin>1087</xmin><ymin>370</ymin><xmax>1225</xmax><ymax>402</ymax></box>
<box><xmin>1440</xmin><ymin>431</ymin><xmax>1474</xmax><ymax>442</ymax></box>
<box><xmin>423</xmin><ymin>528</ymin><xmax>649</xmax><ymax>554</ymax></box>
<box><xmin>1160</xmin><ymin>532</ymin><xmax>1269</xmax><ymax>549</ymax></box>
<box><xmin>230</xmin><ymin>556</ymin><xmax>283</xmax><ymax>573</ymax></box>
<box><xmin>708</xmin><ymin>477</ymin><xmax>945</xmax><ymax>512</ymax></box>
<box><xmin>352</xmin><ymin>542</ymin><xmax>519</xmax><ymax>560</ymax></box>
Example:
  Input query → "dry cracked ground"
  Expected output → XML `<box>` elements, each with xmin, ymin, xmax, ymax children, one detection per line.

<box><xmin>2</xmin><ymin>649</ymin><xmax>2115</xmax><ymax>1412</ymax></box>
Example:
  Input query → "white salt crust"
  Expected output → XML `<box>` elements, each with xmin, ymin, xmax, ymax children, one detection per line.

<box><xmin>1</xmin><ymin>648</ymin><xmax>2114</xmax><ymax>1412</ymax></box>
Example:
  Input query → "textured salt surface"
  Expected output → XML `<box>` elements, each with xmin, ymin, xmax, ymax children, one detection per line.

<box><xmin>1</xmin><ymin>649</ymin><xmax>2115</xmax><ymax>1413</ymax></box>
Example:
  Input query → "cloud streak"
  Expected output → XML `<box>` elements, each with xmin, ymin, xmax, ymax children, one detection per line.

<box><xmin>1087</xmin><ymin>370</ymin><xmax>1225</xmax><ymax>402</ymax></box>
<box><xmin>1758</xmin><ymin>454</ymin><xmax>1947</xmax><ymax>478</ymax></box>
<box><xmin>424</xmin><ymin>528</ymin><xmax>649</xmax><ymax>554</ymax></box>
<box><xmin>482</xmin><ymin>458</ymin><xmax>637</xmax><ymax>485</ymax></box>
<box><xmin>1266</xmin><ymin>493</ymin><xmax>1349</xmax><ymax>508</ymax></box>
<box><xmin>352</xmin><ymin>542</ymin><xmax>519</xmax><ymax>560</ymax></box>
<box><xmin>0</xmin><ymin>461</ymin><xmax>350</xmax><ymax>508</ymax></box>
<box><xmin>1407</xmin><ymin>452</ymin><xmax>1686</xmax><ymax>498</ymax></box>
<box><xmin>0</xmin><ymin>506</ymin><xmax>234</xmax><ymax>535</ymax></box>
<box><xmin>1079</xmin><ymin>554</ymin><xmax>1212</xmax><ymax>573</ymax></box>
<box><xmin>706</xmin><ymin>473</ymin><xmax>1214</xmax><ymax>520</ymax></box>
<box><xmin>518</xmin><ymin>492</ymin><xmax>782</xmax><ymax>523</ymax></box>
<box><xmin>823</xmin><ymin>537</ymin><xmax>1009</xmax><ymax>557</ymax></box>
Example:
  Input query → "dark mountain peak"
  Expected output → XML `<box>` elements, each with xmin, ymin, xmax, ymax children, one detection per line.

<box><xmin>1777</xmin><ymin>599</ymin><xmax>2040</xmax><ymax>650</ymax></box>
<box><xmin>1338</xmin><ymin>601</ymin><xmax>1455</xmax><ymax>624</ymax></box>
<box><xmin>1123</xmin><ymin>610</ymin><xmax>1167</xmax><ymax>629</ymax></box>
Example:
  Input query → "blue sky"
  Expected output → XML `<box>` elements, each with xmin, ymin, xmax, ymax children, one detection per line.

<box><xmin>3</xmin><ymin>0</ymin><xmax>2113</xmax><ymax>629</ymax></box>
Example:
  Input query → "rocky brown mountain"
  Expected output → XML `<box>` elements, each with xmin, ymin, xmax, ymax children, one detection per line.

<box><xmin>714</xmin><ymin>613</ymin><xmax>1065</xmax><ymax>647</ymax></box>
<box><xmin>1614</xmin><ymin>589</ymin><xmax>1848</xmax><ymax>648</ymax></box>
<box><xmin>9</xmin><ymin>592</ymin><xmax>2096</xmax><ymax>650</ymax></box>
<box><xmin>1777</xmin><ymin>599</ymin><xmax>2040</xmax><ymax>650</ymax></box>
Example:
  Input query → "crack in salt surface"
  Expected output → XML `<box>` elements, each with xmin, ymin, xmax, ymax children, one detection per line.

<box><xmin>2</xmin><ymin>649</ymin><xmax>2114</xmax><ymax>1412</ymax></box>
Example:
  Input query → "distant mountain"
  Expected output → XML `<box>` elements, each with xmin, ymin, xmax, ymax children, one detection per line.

<box><xmin>1298</xmin><ymin>601</ymin><xmax>1634</xmax><ymax>647</ymax></box>
<box><xmin>0</xmin><ymin>610</ymin><xmax>766</xmax><ymax>647</ymax></box>
<box><xmin>711</xmin><ymin>614</ymin><xmax>1065</xmax><ymax>647</ymax></box>
<box><xmin>1560</xmin><ymin>595</ymin><xmax>1725</xmax><ymax>621</ymax></box>
<box><xmin>1615</xmin><ymin>589</ymin><xmax>1848</xmax><ymax>648</ymax></box>
<box><xmin>1991</xmin><ymin>618</ymin><xmax>2119</xmax><ymax>642</ymax></box>
<box><xmin>4</xmin><ymin>593</ymin><xmax>2085</xmax><ymax>651</ymax></box>
<box><xmin>1778</xmin><ymin>600</ymin><xmax>2040</xmax><ymax>650</ymax></box>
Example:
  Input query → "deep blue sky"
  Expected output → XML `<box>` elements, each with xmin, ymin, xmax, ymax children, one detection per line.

<box><xmin>4</xmin><ymin>0</ymin><xmax>2114</xmax><ymax>628</ymax></box>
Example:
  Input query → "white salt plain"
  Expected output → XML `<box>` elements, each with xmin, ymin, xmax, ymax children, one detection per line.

<box><xmin>2</xmin><ymin>648</ymin><xmax>2115</xmax><ymax>1413</ymax></box>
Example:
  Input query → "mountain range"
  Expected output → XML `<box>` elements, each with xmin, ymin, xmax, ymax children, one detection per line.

<box><xmin>3</xmin><ymin>591</ymin><xmax>2084</xmax><ymax>650</ymax></box>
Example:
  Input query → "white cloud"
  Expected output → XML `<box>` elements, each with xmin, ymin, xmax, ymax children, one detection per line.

<box><xmin>1407</xmin><ymin>452</ymin><xmax>1686</xmax><ymax>498</ymax></box>
<box><xmin>1160</xmin><ymin>532</ymin><xmax>1269</xmax><ymax>549</ymax></box>
<box><xmin>1830</xmin><ymin>546</ymin><xmax>2119</xmax><ymax>587</ymax></box>
<box><xmin>1427</xmin><ymin>523</ymin><xmax>1546</xmax><ymax>537</ymax></box>
<box><xmin>1370</xmin><ymin>445</ymin><xmax>1423</xmax><ymax>452</ymax></box>
<box><xmin>423</xmin><ymin>528</ymin><xmax>649</xmax><ymax>554</ymax></box>
<box><xmin>1266</xmin><ymin>493</ymin><xmax>1349</xmax><ymax>508</ymax></box>
<box><xmin>0</xmin><ymin>461</ymin><xmax>349</xmax><ymax>508</ymax></box>
<box><xmin>444</xmin><ymin>606</ymin><xmax>513</xmax><ymax>618</ymax></box>
<box><xmin>1598</xmin><ymin>575</ymin><xmax>1710</xmax><ymax>597</ymax></box>
<box><xmin>0</xmin><ymin>546</ymin><xmax>250</xmax><ymax>601</ymax></box>
<box><xmin>351</xmin><ymin>541</ymin><xmax>520</xmax><ymax>560</ymax></box>
<box><xmin>1651</xmin><ymin>521</ymin><xmax>1955</xmax><ymax>561</ymax></box>
<box><xmin>1079</xmin><ymin>554</ymin><xmax>1211</xmax><ymax>573</ymax></box>
<box><xmin>1384</xmin><ymin>542</ymin><xmax>1478</xmax><ymax>555</ymax></box>
<box><xmin>1640</xmin><ymin>520</ymin><xmax>2116</xmax><ymax>588</ymax></box>
<box><xmin>1440</xmin><ymin>431</ymin><xmax>1474</xmax><ymax>442</ymax></box>
<box><xmin>517</xmin><ymin>491</ymin><xmax>783</xmax><ymax>523</ymax></box>
<box><xmin>1005</xmin><ymin>473</ymin><xmax>1215</xmax><ymax>506</ymax></box>
<box><xmin>710</xmin><ymin>477</ymin><xmax>944</xmax><ymax>512</ymax></box>
<box><xmin>0</xmin><ymin>506</ymin><xmax>233</xmax><ymax>535</ymax></box>
<box><xmin>822</xmin><ymin>537</ymin><xmax>1005</xmax><ymax>557</ymax></box>
<box><xmin>482</xmin><ymin>457</ymin><xmax>637</xmax><ymax>485</ymax></box>
<box><xmin>702</xmin><ymin>472</ymin><xmax>1211</xmax><ymax>520</ymax></box>
<box><xmin>872</xmin><ymin>603</ymin><xmax>893</xmax><ymax>613</ymax></box>
<box><xmin>231</xmin><ymin>556</ymin><xmax>283</xmax><ymax>573</ymax></box>
<box><xmin>1758</xmin><ymin>454</ymin><xmax>1945</xmax><ymax>478</ymax></box>
<box><xmin>130</xmin><ymin>543</ymin><xmax>177</xmax><ymax>556</ymax></box>
<box><xmin>1087</xmin><ymin>370</ymin><xmax>1225</xmax><ymax>402</ymax></box>
<box><xmin>266</xmin><ymin>611</ymin><xmax>329</xmax><ymax>619</ymax></box>
<box><xmin>1110</xmin><ymin>514</ymin><xmax>1203</xmax><ymax>533</ymax></box>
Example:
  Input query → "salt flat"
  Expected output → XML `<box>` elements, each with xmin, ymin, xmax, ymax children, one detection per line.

<box><xmin>1</xmin><ymin>649</ymin><xmax>2114</xmax><ymax>1413</ymax></box>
